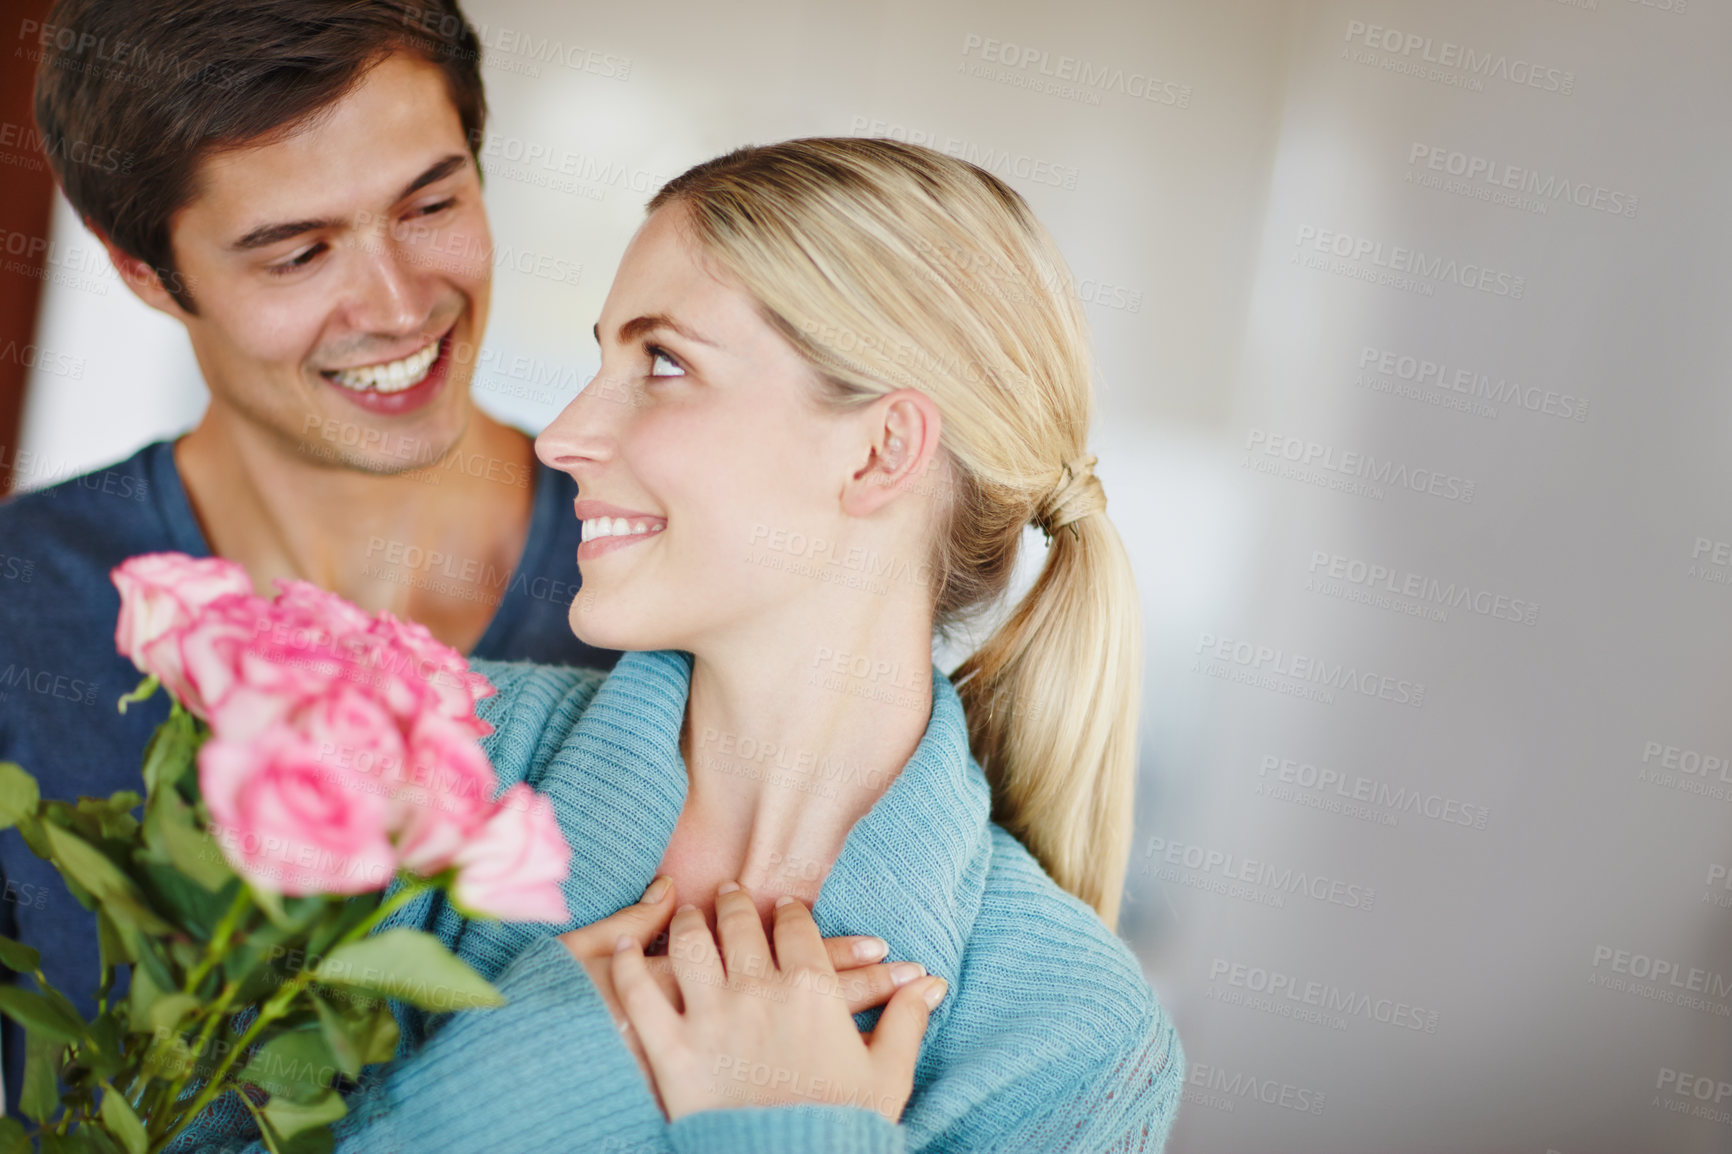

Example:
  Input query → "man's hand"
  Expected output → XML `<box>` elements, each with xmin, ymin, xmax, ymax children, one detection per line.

<box><xmin>608</xmin><ymin>881</ymin><xmax>947</xmax><ymax>1122</ymax></box>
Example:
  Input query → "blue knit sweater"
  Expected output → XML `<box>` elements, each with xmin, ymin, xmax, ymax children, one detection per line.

<box><xmin>175</xmin><ymin>651</ymin><xmax>1183</xmax><ymax>1152</ymax></box>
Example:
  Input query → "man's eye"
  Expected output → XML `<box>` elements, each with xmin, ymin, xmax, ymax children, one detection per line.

<box><xmin>266</xmin><ymin>244</ymin><xmax>325</xmax><ymax>276</ymax></box>
<box><xmin>648</xmin><ymin>346</ymin><xmax>685</xmax><ymax>377</ymax></box>
<box><xmin>414</xmin><ymin>198</ymin><xmax>456</xmax><ymax>218</ymax></box>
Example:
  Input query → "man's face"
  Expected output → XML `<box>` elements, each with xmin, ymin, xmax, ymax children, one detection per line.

<box><xmin>167</xmin><ymin>51</ymin><xmax>492</xmax><ymax>473</ymax></box>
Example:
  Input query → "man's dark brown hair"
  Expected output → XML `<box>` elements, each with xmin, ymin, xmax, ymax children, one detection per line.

<box><xmin>31</xmin><ymin>0</ymin><xmax>488</xmax><ymax>313</ymax></box>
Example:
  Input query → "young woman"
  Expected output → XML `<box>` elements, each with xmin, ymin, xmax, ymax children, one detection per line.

<box><xmin>177</xmin><ymin>138</ymin><xmax>1180</xmax><ymax>1152</ymax></box>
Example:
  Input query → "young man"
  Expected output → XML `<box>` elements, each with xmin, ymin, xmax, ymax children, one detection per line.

<box><xmin>0</xmin><ymin>0</ymin><xmax>618</xmax><ymax>1114</ymax></box>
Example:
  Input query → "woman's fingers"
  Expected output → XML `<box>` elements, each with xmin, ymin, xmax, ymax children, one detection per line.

<box><xmin>611</xmin><ymin>937</ymin><xmax>686</xmax><ymax>1054</ymax></box>
<box><xmin>864</xmin><ymin>976</ymin><xmax>948</xmax><ymax>1121</ymax></box>
<box><xmin>558</xmin><ymin>875</ymin><xmax>676</xmax><ymax>961</ymax></box>
<box><xmin>713</xmin><ymin>882</ymin><xmax>773</xmax><ymax>983</ymax></box>
<box><xmin>665</xmin><ymin>903</ymin><xmax>726</xmax><ymax>1014</ymax></box>
<box><xmin>825</xmin><ymin>934</ymin><xmax>889</xmax><ymax>969</ymax></box>
<box><xmin>769</xmin><ymin>894</ymin><xmax>830</xmax><ymax>977</ymax></box>
<box><xmin>835</xmin><ymin>960</ymin><xmax>929</xmax><ymax>1015</ymax></box>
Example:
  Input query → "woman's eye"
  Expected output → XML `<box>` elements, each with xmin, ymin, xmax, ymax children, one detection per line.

<box><xmin>648</xmin><ymin>346</ymin><xmax>686</xmax><ymax>377</ymax></box>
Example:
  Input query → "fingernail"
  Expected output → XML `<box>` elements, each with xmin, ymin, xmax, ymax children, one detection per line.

<box><xmin>774</xmin><ymin>894</ymin><xmax>795</xmax><ymax>909</ymax></box>
<box><xmin>922</xmin><ymin>977</ymin><xmax>948</xmax><ymax>1009</ymax></box>
<box><xmin>676</xmin><ymin>903</ymin><xmax>698</xmax><ymax>914</ymax></box>
<box><xmin>614</xmin><ymin>935</ymin><xmax>634</xmax><ymax>954</ymax></box>
<box><xmin>890</xmin><ymin>961</ymin><xmax>926</xmax><ymax>987</ymax></box>
<box><xmin>855</xmin><ymin>937</ymin><xmax>889</xmax><ymax>963</ymax></box>
<box><xmin>640</xmin><ymin>876</ymin><xmax>672</xmax><ymax>904</ymax></box>
<box><xmin>717</xmin><ymin>880</ymin><xmax>740</xmax><ymax>895</ymax></box>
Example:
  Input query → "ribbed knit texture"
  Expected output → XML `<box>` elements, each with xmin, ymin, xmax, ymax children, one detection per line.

<box><xmin>171</xmin><ymin>651</ymin><xmax>1183</xmax><ymax>1152</ymax></box>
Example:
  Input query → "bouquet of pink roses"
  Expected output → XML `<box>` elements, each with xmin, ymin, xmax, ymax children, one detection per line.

<box><xmin>0</xmin><ymin>553</ymin><xmax>571</xmax><ymax>1153</ymax></box>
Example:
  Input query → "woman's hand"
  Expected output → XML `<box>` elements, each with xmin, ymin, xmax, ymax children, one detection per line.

<box><xmin>559</xmin><ymin>877</ymin><xmax>931</xmax><ymax>1091</ymax></box>
<box><xmin>609</xmin><ymin>880</ymin><xmax>948</xmax><ymax>1123</ymax></box>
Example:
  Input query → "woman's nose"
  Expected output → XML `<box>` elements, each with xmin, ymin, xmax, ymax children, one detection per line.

<box><xmin>534</xmin><ymin>371</ymin><xmax>623</xmax><ymax>472</ymax></box>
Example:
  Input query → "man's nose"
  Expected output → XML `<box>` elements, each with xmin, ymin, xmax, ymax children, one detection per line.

<box><xmin>346</xmin><ymin>237</ymin><xmax>430</xmax><ymax>336</ymax></box>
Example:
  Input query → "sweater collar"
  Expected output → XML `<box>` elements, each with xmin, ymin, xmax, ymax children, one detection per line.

<box><xmin>571</xmin><ymin>649</ymin><xmax>992</xmax><ymax>983</ymax></box>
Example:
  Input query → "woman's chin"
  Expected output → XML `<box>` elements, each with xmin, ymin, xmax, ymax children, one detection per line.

<box><xmin>567</xmin><ymin>597</ymin><xmax>663</xmax><ymax>653</ymax></box>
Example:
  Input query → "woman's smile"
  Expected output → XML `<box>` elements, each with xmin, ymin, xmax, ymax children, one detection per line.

<box><xmin>574</xmin><ymin>498</ymin><xmax>667</xmax><ymax>560</ymax></box>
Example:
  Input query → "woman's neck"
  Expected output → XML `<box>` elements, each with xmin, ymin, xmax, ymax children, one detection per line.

<box><xmin>665</xmin><ymin>602</ymin><xmax>935</xmax><ymax>922</ymax></box>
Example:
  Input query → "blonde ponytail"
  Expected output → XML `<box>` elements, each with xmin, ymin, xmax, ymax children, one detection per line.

<box><xmin>650</xmin><ymin>139</ymin><xmax>1143</xmax><ymax>925</ymax></box>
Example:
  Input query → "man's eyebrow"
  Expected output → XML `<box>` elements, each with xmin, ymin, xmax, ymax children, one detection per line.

<box><xmin>229</xmin><ymin>154</ymin><xmax>470</xmax><ymax>251</ymax></box>
<box><xmin>594</xmin><ymin>314</ymin><xmax>719</xmax><ymax>348</ymax></box>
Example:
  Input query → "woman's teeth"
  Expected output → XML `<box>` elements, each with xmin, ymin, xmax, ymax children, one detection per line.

<box><xmin>326</xmin><ymin>339</ymin><xmax>441</xmax><ymax>393</ymax></box>
<box><xmin>581</xmin><ymin>517</ymin><xmax>664</xmax><ymax>543</ymax></box>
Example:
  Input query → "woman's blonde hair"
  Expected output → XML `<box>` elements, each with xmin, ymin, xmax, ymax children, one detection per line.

<box><xmin>649</xmin><ymin>138</ymin><xmax>1142</xmax><ymax>925</ymax></box>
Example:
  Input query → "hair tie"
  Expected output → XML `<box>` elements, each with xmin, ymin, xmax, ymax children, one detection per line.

<box><xmin>1032</xmin><ymin>453</ymin><xmax>1105</xmax><ymax>540</ymax></box>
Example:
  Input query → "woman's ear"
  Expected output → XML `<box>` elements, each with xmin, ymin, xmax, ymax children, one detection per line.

<box><xmin>840</xmin><ymin>390</ymin><xmax>944</xmax><ymax>518</ymax></box>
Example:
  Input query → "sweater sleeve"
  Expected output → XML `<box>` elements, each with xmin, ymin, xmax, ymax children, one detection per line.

<box><xmin>955</xmin><ymin>1008</ymin><xmax>1185</xmax><ymax>1154</ymax></box>
<box><xmin>668</xmin><ymin>1106</ymin><xmax>905</xmax><ymax>1154</ymax></box>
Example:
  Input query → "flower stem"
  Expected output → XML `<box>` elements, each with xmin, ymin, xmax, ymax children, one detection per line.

<box><xmin>183</xmin><ymin>887</ymin><xmax>253</xmax><ymax>996</ymax></box>
<box><xmin>149</xmin><ymin>878</ymin><xmax>426</xmax><ymax>1151</ymax></box>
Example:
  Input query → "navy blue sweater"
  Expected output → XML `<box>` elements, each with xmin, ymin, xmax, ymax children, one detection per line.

<box><xmin>0</xmin><ymin>439</ymin><xmax>616</xmax><ymax>1115</ymax></box>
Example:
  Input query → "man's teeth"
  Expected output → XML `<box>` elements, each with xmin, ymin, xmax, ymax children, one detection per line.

<box><xmin>327</xmin><ymin>340</ymin><xmax>441</xmax><ymax>393</ymax></box>
<box><xmin>581</xmin><ymin>517</ymin><xmax>664</xmax><ymax>543</ymax></box>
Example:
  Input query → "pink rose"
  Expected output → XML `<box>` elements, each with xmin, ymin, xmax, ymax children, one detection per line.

<box><xmin>366</xmin><ymin>614</ymin><xmax>495</xmax><ymax>730</ymax></box>
<box><xmin>154</xmin><ymin>593</ymin><xmax>281</xmax><ymax>720</ymax></box>
<box><xmin>390</xmin><ymin>712</ymin><xmax>498</xmax><ymax>875</ymax></box>
<box><xmin>200</xmin><ymin>731</ymin><xmax>397</xmax><ymax>896</ymax></box>
<box><xmin>450</xmin><ymin>784</ymin><xmax>571</xmax><ymax>922</ymax></box>
<box><xmin>112</xmin><ymin>553</ymin><xmax>252</xmax><ymax>685</ymax></box>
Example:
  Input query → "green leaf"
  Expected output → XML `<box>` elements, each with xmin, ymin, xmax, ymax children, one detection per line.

<box><xmin>99</xmin><ymin>1084</ymin><xmax>149</xmax><ymax>1154</ymax></box>
<box><xmin>142</xmin><ymin>788</ymin><xmax>232</xmax><ymax>892</ymax></box>
<box><xmin>0</xmin><ymin>933</ymin><xmax>41</xmax><ymax>973</ymax></box>
<box><xmin>261</xmin><ymin>1088</ymin><xmax>346</xmax><ymax>1143</ymax></box>
<box><xmin>115</xmin><ymin>674</ymin><xmax>159</xmax><ymax>716</ymax></box>
<box><xmin>20</xmin><ymin>1029</ymin><xmax>61</xmax><ymax>1122</ymax></box>
<box><xmin>312</xmin><ymin>928</ymin><xmax>504</xmax><ymax>1011</ymax></box>
<box><xmin>0</xmin><ymin>1116</ymin><xmax>30</xmax><ymax>1154</ymax></box>
<box><xmin>0</xmin><ymin>763</ymin><xmax>40</xmax><ymax>829</ymax></box>
<box><xmin>235</xmin><ymin>1027</ymin><xmax>340</xmax><ymax>1105</ymax></box>
<box><xmin>79</xmin><ymin>1012</ymin><xmax>126</xmax><ymax>1080</ymax></box>
<box><xmin>95</xmin><ymin>910</ymin><xmax>134</xmax><ymax>971</ymax></box>
<box><xmin>139</xmin><ymin>707</ymin><xmax>197</xmax><ymax>794</ymax></box>
<box><xmin>138</xmin><ymin>862</ymin><xmax>231</xmax><ymax>937</ymax></box>
<box><xmin>0</xmin><ymin>985</ymin><xmax>85</xmax><ymax>1042</ymax></box>
<box><xmin>42</xmin><ymin>824</ymin><xmax>174</xmax><ymax>935</ymax></box>
<box><xmin>314</xmin><ymin>996</ymin><xmax>398</xmax><ymax>1077</ymax></box>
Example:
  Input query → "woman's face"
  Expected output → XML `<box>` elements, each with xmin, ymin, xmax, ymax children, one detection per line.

<box><xmin>536</xmin><ymin>206</ymin><xmax>904</xmax><ymax>654</ymax></box>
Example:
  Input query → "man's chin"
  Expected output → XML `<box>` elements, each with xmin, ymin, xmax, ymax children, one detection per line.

<box><xmin>289</xmin><ymin>417</ymin><xmax>467</xmax><ymax>477</ymax></box>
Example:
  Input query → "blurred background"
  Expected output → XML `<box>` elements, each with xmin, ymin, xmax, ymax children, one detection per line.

<box><xmin>4</xmin><ymin>0</ymin><xmax>1730</xmax><ymax>1150</ymax></box>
